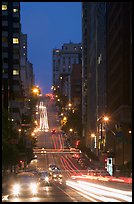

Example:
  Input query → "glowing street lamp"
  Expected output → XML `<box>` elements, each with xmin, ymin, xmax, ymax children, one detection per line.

<box><xmin>91</xmin><ymin>133</ymin><xmax>97</xmax><ymax>149</ymax></box>
<box><xmin>31</xmin><ymin>132</ymin><xmax>35</xmax><ymax>136</ymax></box>
<box><xmin>103</xmin><ymin>116</ymin><xmax>109</xmax><ymax>122</ymax></box>
<box><xmin>69</xmin><ymin>128</ymin><xmax>73</xmax><ymax>132</ymax></box>
<box><xmin>91</xmin><ymin>133</ymin><xmax>95</xmax><ymax>138</ymax></box>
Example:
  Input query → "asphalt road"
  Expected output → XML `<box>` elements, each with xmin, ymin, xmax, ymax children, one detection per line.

<box><xmin>2</xmin><ymin>96</ymin><xmax>132</xmax><ymax>202</ymax></box>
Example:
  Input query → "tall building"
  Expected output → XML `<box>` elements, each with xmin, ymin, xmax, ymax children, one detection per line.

<box><xmin>52</xmin><ymin>42</ymin><xmax>82</xmax><ymax>101</ymax></box>
<box><xmin>106</xmin><ymin>2</ymin><xmax>132</xmax><ymax>166</ymax></box>
<box><xmin>82</xmin><ymin>3</ymin><xmax>107</xmax><ymax>152</ymax></box>
<box><xmin>20</xmin><ymin>33</ymin><xmax>34</xmax><ymax>98</ymax></box>
<box><xmin>2</xmin><ymin>2</ymin><xmax>24</xmax><ymax>126</ymax></box>
<box><xmin>20</xmin><ymin>33</ymin><xmax>35</xmax><ymax>116</ymax></box>
<box><xmin>82</xmin><ymin>3</ymin><xmax>88</xmax><ymax>139</ymax></box>
<box><xmin>71</xmin><ymin>64</ymin><xmax>82</xmax><ymax>107</ymax></box>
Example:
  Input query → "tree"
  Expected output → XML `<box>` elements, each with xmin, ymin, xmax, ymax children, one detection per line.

<box><xmin>2</xmin><ymin>109</ymin><xmax>20</xmax><ymax>172</ymax></box>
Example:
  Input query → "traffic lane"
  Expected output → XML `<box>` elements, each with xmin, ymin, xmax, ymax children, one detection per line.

<box><xmin>5</xmin><ymin>180</ymin><xmax>90</xmax><ymax>202</ymax></box>
<box><xmin>69</xmin><ymin>176</ymin><xmax>132</xmax><ymax>191</ymax></box>
<box><xmin>65</xmin><ymin>179</ymin><xmax>132</xmax><ymax>202</ymax></box>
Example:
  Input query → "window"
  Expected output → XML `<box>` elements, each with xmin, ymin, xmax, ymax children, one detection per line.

<box><xmin>13</xmin><ymin>70</ymin><xmax>19</xmax><ymax>75</ymax></box>
<box><xmin>13</xmin><ymin>8</ymin><xmax>19</xmax><ymax>12</ymax></box>
<box><xmin>13</xmin><ymin>38</ymin><xmax>19</xmax><ymax>44</ymax></box>
<box><xmin>2</xmin><ymin>5</ymin><xmax>7</xmax><ymax>10</ymax></box>
<box><xmin>2</xmin><ymin>37</ymin><xmax>7</xmax><ymax>43</ymax></box>
<box><xmin>13</xmin><ymin>48</ymin><xmax>19</xmax><ymax>54</ymax></box>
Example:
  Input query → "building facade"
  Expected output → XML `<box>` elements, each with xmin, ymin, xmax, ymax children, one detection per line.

<box><xmin>82</xmin><ymin>3</ymin><xmax>107</xmax><ymax>153</ymax></box>
<box><xmin>71</xmin><ymin>64</ymin><xmax>82</xmax><ymax>108</ymax></box>
<box><xmin>2</xmin><ymin>2</ymin><xmax>24</xmax><ymax>126</ymax></box>
<box><xmin>52</xmin><ymin>42</ymin><xmax>82</xmax><ymax>102</ymax></box>
<box><xmin>106</xmin><ymin>2</ymin><xmax>132</xmax><ymax>167</ymax></box>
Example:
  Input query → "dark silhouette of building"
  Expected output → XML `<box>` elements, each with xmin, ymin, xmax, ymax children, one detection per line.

<box><xmin>71</xmin><ymin>64</ymin><xmax>82</xmax><ymax>107</ymax></box>
<box><xmin>2</xmin><ymin>2</ymin><xmax>23</xmax><ymax>126</ymax></box>
<box><xmin>106</xmin><ymin>2</ymin><xmax>132</xmax><ymax>167</ymax></box>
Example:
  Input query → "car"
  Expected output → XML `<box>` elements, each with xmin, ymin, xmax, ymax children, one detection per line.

<box><xmin>38</xmin><ymin>171</ymin><xmax>50</xmax><ymax>185</ymax></box>
<box><xmin>72</xmin><ymin>153</ymin><xmax>80</xmax><ymax>159</ymax></box>
<box><xmin>11</xmin><ymin>172</ymin><xmax>39</xmax><ymax>197</ymax></box>
<box><xmin>51</xmin><ymin>172</ymin><xmax>62</xmax><ymax>180</ymax></box>
<box><xmin>48</xmin><ymin>164</ymin><xmax>57</xmax><ymax>172</ymax></box>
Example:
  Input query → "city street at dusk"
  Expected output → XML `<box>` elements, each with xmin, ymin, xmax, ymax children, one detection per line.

<box><xmin>2</xmin><ymin>2</ymin><xmax>132</xmax><ymax>202</ymax></box>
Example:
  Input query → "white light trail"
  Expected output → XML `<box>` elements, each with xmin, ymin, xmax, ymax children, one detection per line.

<box><xmin>66</xmin><ymin>180</ymin><xmax>132</xmax><ymax>202</ymax></box>
<box><xmin>39</xmin><ymin>101</ymin><xmax>49</xmax><ymax>131</ymax></box>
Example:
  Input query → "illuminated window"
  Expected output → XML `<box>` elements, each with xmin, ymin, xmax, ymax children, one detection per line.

<box><xmin>13</xmin><ymin>38</ymin><xmax>19</xmax><ymax>44</ymax></box>
<box><xmin>2</xmin><ymin>37</ymin><xmax>7</xmax><ymax>43</ymax></box>
<box><xmin>13</xmin><ymin>8</ymin><xmax>19</xmax><ymax>12</ymax></box>
<box><xmin>13</xmin><ymin>70</ymin><xmax>19</xmax><ymax>75</ymax></box>
<box><xmin>2</xmin><ymin>5</ymin><xmax>7</xmax><ymax>10</ymax></box>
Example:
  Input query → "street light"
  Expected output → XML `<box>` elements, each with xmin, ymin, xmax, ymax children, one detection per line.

<box><xmin>97</xmin><ymin>115</ymin><xmax>109</xmax><ymax>158</ymax></box>
<box><xmin>91</xmin><ymin>133</ymin><xmax>97</xmax><ymax>152</ymax></box>
<box><xmin>18</xmin><ymin>129</ymin><xmax>21</xmax><ymax>138</ymax></box>
<box><xmin>69</xmin><ymin>128</ymin><xmax>73</xmax><ymax>132</ymax></box>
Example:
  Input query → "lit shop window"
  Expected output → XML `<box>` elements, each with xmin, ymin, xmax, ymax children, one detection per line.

<box><xmin>13</xmin><ymin>70</ymin><xmax>19</xmax><ymax>75</ymax></box>
<box><xmin>13</xmin><ymin>38</ymin><xmax>19</xmax><ymax>44</ymax></box>
<box><xmin>13</xmin><ymin>8</ymin><xmax>19</xmax><ymax>12</ymax></box>
<box><xmin>2</xmin><ymin>5</ymin><xmax>7</xmax><ymax>10</ymax></box>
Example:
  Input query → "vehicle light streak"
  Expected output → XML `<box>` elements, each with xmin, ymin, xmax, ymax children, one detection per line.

<box><xmin>60</xmin><ymin>133</ymin><xmax>65</xmax><ymax>149</ymax></box>
<box><xmin>77</xmin><ymin>181</ymin><xmax>132</xmax><ymax>196</ymax></box>
<box><xmin>66</xmin><ymin>155</ymin><xmax>82</xmax><ymax>174</ymax></box>
<box><xmin>77</xmin><ymin>181</ymin><xmax>132</xmax><ymax>202</ymax></box>
<box><xmin>60</xmin><ymin>158</ymin><xmax>71</xmax><ymax>177</ymax></box>
<box><xmin>58</xmin><ymin>134</ymin><xmax>63</xmax><ymax>149</ymax></box>
<box><xmin>52</xmin><ymin>134</ymin><xmax>57</xmax><ymax>149</ymax></box>
<box><xmin>39</xmin><ymin>101</ymin><xmax>49</xmax><ymax>131</ymax></box>
<box><xmin>66</xmin><ymin>180</ymin><xmax>132</xmax><ymax>202</ymax></box>
<box><xmin>66</xmin><ymin>180</ymin><xmax>119</xmax><ymax>202</ymax></box>
<box><xmin>61</xmin><ymin>156</ymin><xmax>75</xmax><ymax>172</ymax></box>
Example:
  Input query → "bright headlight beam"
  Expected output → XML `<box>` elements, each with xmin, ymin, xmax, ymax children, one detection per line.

<box><xmin>66</xmin><ymin>180</ymin><xmax>132</xmax><ymax>202</ymax></box>
<box><xmin>12</xmin><ymin>184</ymin><xmax>20</xmax><ymax>195</ymax></box>
<box><xmin>66</xmin><ymin>180</ymin><xmax>119</xmax><ymax>202</ymax></box>
<box><xmin>30</xmin><ymin>183</ymin><xmax>37</xmax><ymax>195</ymax></box>
<box><xmin>77</xmin><ymin>180</ymin><xmax>132</xmax><ymax>196</ymax></box>
<box><xmin>77</xmin><ymin>181</ymin><xmax>131</xmax><ymax>202</ymax></box>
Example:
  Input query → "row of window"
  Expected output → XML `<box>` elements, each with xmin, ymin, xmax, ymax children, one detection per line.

<box><xmin>3</xmin><ymin>69</ymin><xmax>19</xmax><ymax>75</ymax></box>
<box><xmin>2</xmin><ymin>37</ymin><xmax>19</xmax><ymax>44</ymax></box>
<box><xmin>2</xmin><ymin>4</ymin><xmax>19</xmax><ymax>12</ymax></box>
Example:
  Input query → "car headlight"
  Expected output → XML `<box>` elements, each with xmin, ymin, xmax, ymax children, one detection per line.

<box><xmin>53</xmin><ymin>174</ymin><xmax>56</xmax><ymax>177</ymax></box>
<box><xmin>59</xmin><ymin>174</ymin><xmax>62</xmax><ymax>178</ymax></box>
<box><xmin>45</xmin><ymin>177</ymin><xmax>49</xmax><ymax>182</ymax></box>
<box><xmin>30</xmin><ymin>183</ymin><xmax>38</xmax><ymax>195</ymax></box>
<box><xmin>12</xmin><ymin>184</ymin><xmax>20</xmax><ymax>195</ymax></box>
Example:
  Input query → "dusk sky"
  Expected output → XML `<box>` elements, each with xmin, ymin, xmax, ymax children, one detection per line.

<box><xmin>20</xmin><ymin>2</ymin><xmax>82</xmax><ymax>94</ymax></box>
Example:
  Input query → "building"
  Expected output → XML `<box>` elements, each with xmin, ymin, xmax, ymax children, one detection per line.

<box><xmin>82</xmin><ymin>2</ymin><xmax>89</xmax><ymax>140</ymax></box>
<box><xmin>82</xmin><ymin>3</ymin><xmax>107</xmax><ymax>153</ymax></box>
<box><xmin>2</xmin><ymin>2</ymin><xmax>24</xmax><ymax>126</ymax></box>
<box><xmin>20</xmin><ymin>33</ymin><xmax>35</xmax><ymax>115</ymax></box>
<box><xmin>106</xmin><ymin>2</ymin><xmax>132</xmax><ymax>167</ymax></box>
<box><xmin>71</xmin><ymin>64</ymin><xmax>82</xmax><ymax>107</ymax></box>
<box><xmin>20</xmin><ymin>33</ymin><xmax>34</xmax><ymax>98</ymax></box>
<box><xmin>52</xmin><ymin>42</ymin><xmax>82</xmax><ymax>102</ymax></box>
